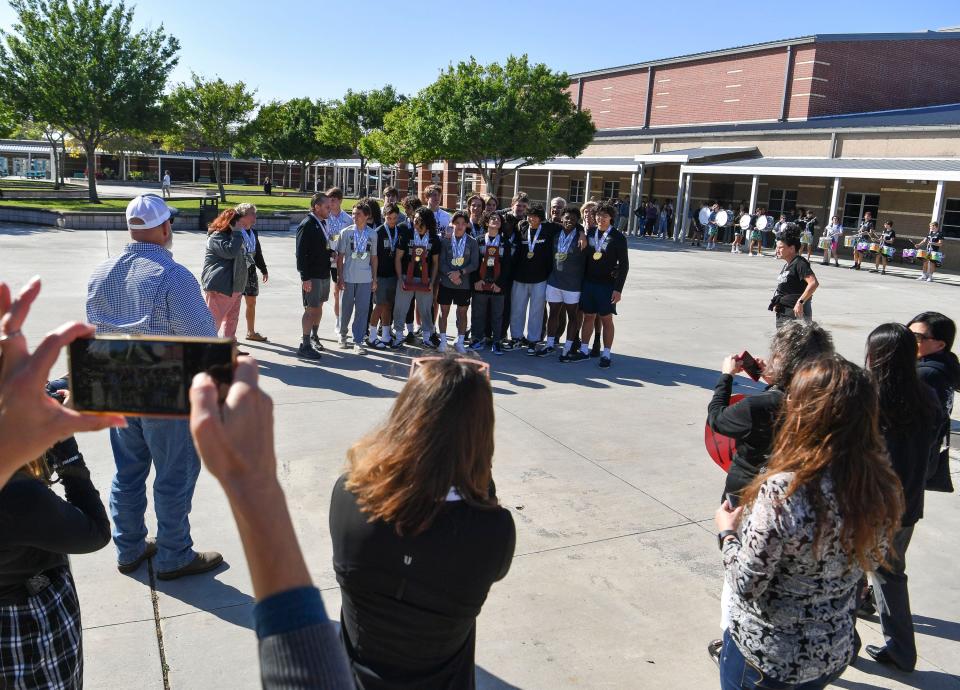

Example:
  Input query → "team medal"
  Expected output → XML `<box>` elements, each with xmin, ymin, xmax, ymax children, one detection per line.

<box><xmin>526</xmin><ymin>224</ymin><xmax>541</xmax><ymax>261</ymax></box>
<box><xmin>592</xmin><ymin>251</ymin><xmax>602</xmax><ymax>260</ymax></box>
<box><xmin>593</xmin><ymin>227</ymin><xmax>610</xmax><ymax>261</ymax></box>
<box><xmin>353</xmin><ymin>227</ymin><xmax>369</xmax><ymax>261</ymax></box>
<box><xmin>451</xmin><ymin>233</ymin><xmax>467</xmax><ymax>268</ymax></box>
<box><xmin>555</xmin><ymin>229</ymin><xmax>576</xmax><ymax>267</ymax></box>
<box><xmin>453</xmin><ymin>258</ymin><xmax>464</xmax><ymax>266</ymax></box>
<box><xmin>331</xmin><ymin>234</ymin><xmax>340</xmax><ymax>244</ymax></box>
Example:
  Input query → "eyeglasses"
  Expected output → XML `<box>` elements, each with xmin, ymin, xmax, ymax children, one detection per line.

<box><xmin>410</xmin><ymin>356</ymin><xmax>490</xmax><ymax>379</ymax></box>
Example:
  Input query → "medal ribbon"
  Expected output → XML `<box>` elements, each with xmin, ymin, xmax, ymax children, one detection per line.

<box><xmin>557</xmin><ymin>229</ymin><xmax>576</xmax><ymax>255</ymax></box>
<box><xmin>594</xmin><ymin>228</ymin><xmax>612</xmax><ymax>255</ymax></box>
<box><xmin>452</xmin><ymin>233</ymin><xmax>467</xmax><ymax>260</ymax></box>
<box><xmin>353</xmin><ymin>226</ymin><xmax>368</xmax><ymax>254</ymax></box>
<box><xmin>385</xmin><ymin>225</ymin><xmax>398</xmax><ymax>251</ymax></box>
<box><xmin>527</xmin><ymin>224</ymin><xmax>542</xmax><ymax>254</ymax></box>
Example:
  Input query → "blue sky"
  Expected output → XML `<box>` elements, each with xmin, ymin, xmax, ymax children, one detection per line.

<box><xmin>1</xmin><ymin>0</ymin><xmax>957</xmax><ymax>104</ymax></box>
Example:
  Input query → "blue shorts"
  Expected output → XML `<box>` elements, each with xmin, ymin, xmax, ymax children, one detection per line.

<box><xmin>579</xmin><ymin>280</ymin><xmax>618</xmax><ymax>316</ymax></box>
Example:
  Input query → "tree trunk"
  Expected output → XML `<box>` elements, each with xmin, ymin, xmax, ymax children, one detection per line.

<box><xmin>359</xmin><ymin>156</ymin><xmax>367</xmax><ymax>197</ymax></box>
<box><xmin>84</xmin><ymin>142</ymin><xmax>100</xmax><ymax>203</ymax></box>
<box><xmin>300</xmin><ymin>161</ymin><xmax>308</xmax><ymax>192</ymax></box>
<box><xmin>213</xmin><ymin>154</ymin><xmax>226</xmax><ymax>201</ymax></box>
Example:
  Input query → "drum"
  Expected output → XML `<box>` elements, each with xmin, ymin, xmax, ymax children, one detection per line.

<box><xmin>698</xmin><ymin>207</ymin><xmax>711</xmax><ymax>225</ymax></box>
<box><xmin>856</xmin><ymin>242</ymin><xmax>870</xmax><ymax>252</ymax></box>
<box><xmin>800</xmin><ymin>231</ymin><xmax>813</xmax><ymax>245</ymax></box>
<box><xmin>755</xmin><ymin>215</ymin><xmax>770</xmax><ymax>231</ymax></box>
<box><xmin>868</xmin><ymin>242</ymin><xmax>881</xmax><ymax>253</ymax></box>
<box><xmin>901</xmin><ymin>248</ymin><xmax>917</xmax><ymax>260</ymax></box>
<box><xmin>843</xmin><ymin>236</ymin><xmax>856</xmax><ymax>248</ymax></box>
<box><xmin>818</xmin><ymin>237</ymin><xmax>831</xmax><ymax>250</ymax></box>
<box><xmin>916</xmin><ymin>249</ymin><xmax>930</xmax><ymax>260</ymax></box>
<box><xmin>930</xmin><ymin>251</ymin><xmax>945</xmax><ymax>263</ymax></box>
<box><xmin>715</xmin><ymin>209</ymin><xmax>731</xmax><ymax>226</ymax></box>
<box><xmin>881</xmin><ymin>246</ymin><xmax>895</xmax><ymax>258</ymax></box>
<box><xmin>738</xmin><ymin>214</ymin><xmax>751</xmax><ymax>230</ymax></box>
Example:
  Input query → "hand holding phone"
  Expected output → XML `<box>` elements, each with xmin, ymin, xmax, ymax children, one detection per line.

<box><xmin>738</xmin><ymin>350</ymin><xmax>764</xmax><ymax>381</ymax></box>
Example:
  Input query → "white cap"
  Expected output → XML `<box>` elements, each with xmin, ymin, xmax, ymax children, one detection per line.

<box><xmin>125</xmin><ymin>194</ymin><xmax>172</xmax><ymax>231</ymax></box>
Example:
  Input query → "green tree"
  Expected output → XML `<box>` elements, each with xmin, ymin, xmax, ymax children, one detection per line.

<box><xmin>16</xmin><ymin>119</ymin><xmax>69</xmax><ymax>188</ymax></box>
<box><xmin>317</xmin><ymin>85</ymin><xmax>404</xmax><ymax>196</ymax></box>
<box><xmin>270</xmin><ymin>98</ymin><xmax>351</xmax><ymax>192</ymax></box>
<box><xmin>0</xmin><ymin>102</ymin><xmax>17</xmax><ymax>138</ymax></box>
<box><xmin>410</xmin><ymin>55</ymin><xmax>595</xmax><ymax>194</ymax></box>
<box><xmin>165</xmin><ymin>74</ymin><xmax>256</xmax><ymax>201</ymax></box>
<box><xmin>0</xmin><ymin>0</ymin><xmax>179</xmax><ymax>202</ymax></box>
<box><xmin>359</xmin><ymin>101</ymin><xmax>440</xmax><ymax>197</ymax></box>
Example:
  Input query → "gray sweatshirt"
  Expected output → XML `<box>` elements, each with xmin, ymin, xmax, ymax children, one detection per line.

<box><xmin>438</xmin><ymin>233</ymin><xmax>480</xmax><ymax>289</ymax></box>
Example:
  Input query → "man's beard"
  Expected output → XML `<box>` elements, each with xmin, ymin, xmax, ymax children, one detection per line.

<box><xmin>164</xmin><ymin>233</ymin><xmax>174</xmax><ymax>251</ymax></box>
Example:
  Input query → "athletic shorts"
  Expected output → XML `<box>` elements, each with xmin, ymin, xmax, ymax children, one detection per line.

<box><xmin>243</xmin><ymin>265</ymin><xmax>260</xmax><ymax>297</ymax></box>
<box><xmin>302</xmin><ymin>278</ymin><xmax>330</xmax><ymax>308</ymax></box>
<box><xmin>579</xmin><ymin>280</ymin><xmax>618</xmax><ymax>317</ymax></box>
<box><xmin>374</xmin><ymin>277</ymin><xmax>397</xmax><ymax>305</ymax></box>
<box><xmin>437</xmin><ymin>284</ymin><xmax>472</xmax><ymax>307</ymax></box>
<box><xmin>545</xmin><ymin>285</ymin><xmax>581</xmax><ymax>305</ymax></box>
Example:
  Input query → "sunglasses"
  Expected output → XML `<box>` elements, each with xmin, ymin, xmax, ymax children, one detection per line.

<box><xmin>912</xmin><ymin>332</ymin><xmax>935</xmax><ymax>342</ymax></box>
<box><xmin>409</xmin><ymin>356</ymin><xmax>491</xmax><ymax>379</ymax></box>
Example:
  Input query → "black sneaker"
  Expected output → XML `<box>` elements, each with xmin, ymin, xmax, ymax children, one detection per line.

<box><xmin>430</xmin><ymin>332</ymin><xmax>441</xmax><ymax>347</ymax></box>
<box><xmin>297</xmin><ymin>343</ymin><xmax>322</xmax><ymax>360</ymax></box>
<box><xmin>492</xmin><ymin>342</ymin><xmax>504</xmax><ymax>356</ymax></box>
<box><xmin>404</xmin><ymin>332</ymin><xmax>416</xmax><ymax>344</ymax></box>
<box><xmin>470</xmin><ymin>338</ymin><xmax>487</xmax><ymax>351</ymax></box>
<box><xmin>309</xmin><ymin>334</ymin><xmax>324</xmax><ymax>351</ymax></box>
<box><xmin>526</xmin><ymin>341</ymin><xmax>541</xmax><ymax>355</ymax></box>
<box><xmin>389</xmin><ymin>336</ymin><xmax>404</xmax><ymax>350</ymax></box>
<box><xmin>562</xmin><ymin>350</ymin><xmax>589</xmax><ymax>363</ymax></box>
<box><xmin>599</xmin><ymin>355</ymin><xmax>612</xmax><ymax>368</ymax></box>
<box><xmin>590</xmin><ymin>344</ymin><xmax>602</xmax><ymax>358</ymax></box>
<box><xmin>534</xmin><ymin>344</ymin><xmax>556</xmax><ymax>357</ymax></box>
<box><xmin>501</xmin><ymin>338</ymin><xmax>517</xmax><ymax>351</ymax></box>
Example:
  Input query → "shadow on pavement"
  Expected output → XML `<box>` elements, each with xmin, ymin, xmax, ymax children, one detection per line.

<box><xmin>477</xmin><ymin>666</ymin><xmax>523</xmax><ymax>689</ymax></box>
<box><xmin>913</xmin><ymin>614</ymin><xmax>960</xmax><ymax>643</ymax></box>
<box><xmin>833</xmin><ymin>663</ymin><xmax>960</xmax><ymax>690</ymax></box>
<box><xmin>153</xmin><ymin>562</ymin><xmax>255</xmax><ymax>630</ymax></box>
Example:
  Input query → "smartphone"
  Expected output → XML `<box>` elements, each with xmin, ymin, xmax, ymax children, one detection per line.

<box><xmin>738</xmin><ymin>350</ymin><xmax>763</xmax><ymax>382</ymax></box>
<box><xmin>69</xmin><ymin>335</ymin><xmax>235</xmax><ymax>417</ymax></box>
<box><xmin>725</xmin><ymin>492</ymin><xmax>740</xmax><ymax>509</ymax></box>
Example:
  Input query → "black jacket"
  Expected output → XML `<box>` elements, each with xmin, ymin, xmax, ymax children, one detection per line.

<box><xmin>0</xmin><ymin>447</ymin><xmax>109</xmax><ymax>603</ymax></box>
<box><xmin>707</xmin><ymin>374</ymin><xmax>784</xmax><ymax>499</ymax></box>
<box><xmin>918</xmin><ymin>350</ymin><xmax>960</xmax><ymax>416</ymax></box>
<box><xmin>295</xmin><ymin>214</ymin><xmax>331</xmax><ymax>281</ymax></box>
<box><xmin>471</xmin><ymin>235</ymin><xmax>516</xmax><ymax>291</ymax></box>
<box><xmin>250</xmin><ymin>228</ymin><xmax>268</xmax><ymax>275</ymax></box>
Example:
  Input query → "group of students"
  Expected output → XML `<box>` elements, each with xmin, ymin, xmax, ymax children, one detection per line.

<box><xmin>295</xmin><ymin>185</ymin><xmax>630</xmax><ymax>368</ymax></box>
<box><xmin>706</xmin><ymin>312</ymin><xmax>958</xmax><ymax>689</ymax></box>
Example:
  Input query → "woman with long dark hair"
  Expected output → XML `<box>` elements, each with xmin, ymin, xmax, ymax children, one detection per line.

<box><xmin>861</xmin><ymin>323</ymin><xmax>943</xmax><ymax>672</ymax></box>
<box><xmin>329</xmin><ymin>356</ymin><xmax>515</xmax><ymax>689</ymax></box>
<box><xmin>715</xmin><ymin>356</ymin><xmax>904</xmax><ymax>690</ymax></box>
<box><xmin>0</xmin><ymin>430</ymin><xmax>111</xmax><ymax>688</ymax></box>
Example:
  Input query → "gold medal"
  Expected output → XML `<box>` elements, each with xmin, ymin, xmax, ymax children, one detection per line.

<box><xmin>331</xmin><ymin>234</ymin><xmax>340</xmax><ymax>243</ymax></box>
<box><xmin>592</xmin><ymin>251</ymin><xmax>602</xmax><ymax>261</ymax></box>
<box><xmin>452</xmin><ymin>257</ymin><xmax>464</xmax><ymax>267</ymax></box>
<box><xmin>358</xmin><ymin>252</ymin><xmax>368</xmax><ymax>261</ymax></box>
<box><xmin>414</xmin><ymin>255</ymin><xmax>422</xmax><ymax>262</ymax></box>
<box><xmin>526</xmin><ymin>251</ymin><xmax>535</xmax><ymax>259</ymax></box>
<box><xmin>555</xmin><ymin>252</ymin><xmax>567</xmax><ymax>262</ymax></box>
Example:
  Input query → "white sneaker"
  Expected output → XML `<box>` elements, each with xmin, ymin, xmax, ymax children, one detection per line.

<box><xmin>917</xmin><ymin>274</ymin><xmax>927</xmax><ymax>280</ymax></box>
<box><xmin>338</xmin><ymin>335</ymin><xmax>349</xmax><ymax>348</ymax></box>
<box><xmin>353</xmin><ymin>344</ymin><xmax>366</xmax><ymax>355</ymax></box>
<box><xmin>455</xmin><ymin>342</ymin><xmax>467</xmax><ymax>354</ymax></box>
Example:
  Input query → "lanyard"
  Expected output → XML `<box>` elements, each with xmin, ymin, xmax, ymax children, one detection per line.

<box><xmin>485</xmin><ymin>233</ymin><xmax>501</xmax><ymax>248</ymax></box>
<box><xmin>594</xmin><ymin>228</ymin><xmax>612</xmax><ymax>253</ymax></box>
<box><xmin>527</xmin><ymin>224</ymin><xmax>542</xmax><ymax>251</ymax></box>
<box><xmin>353</xmin><ymin>226</ymin><xmax>368</xmax><ymax>253</ymax></box>
<box><xmin>314</xmin><ymin>214</ymin><xmax>333</xmax><ymax>243</ymax></box>
<box><xmin>451</xmin><ymin>233</ymin><xmax>467</xmax><ymax>259</ymax></box>
<box><xmin>413</xmin><ymin>231</ymin><xmax>430</xmax><ymax>248</ymax></box>
<box><xmin>558</xmin><ymin>229</ymin><xmax>576</xmax><ymax>254</ymax></box>
<box><xmin>385</xmin><ymin>225</ymin><xmax>397</xmax><ymax>250</ymax></box>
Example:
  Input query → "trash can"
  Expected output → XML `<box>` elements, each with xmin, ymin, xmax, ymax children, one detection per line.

<box><xmin>199</xmin><ymin>197</ymin><xmax>219</xmax><ymax>230</ymax></box>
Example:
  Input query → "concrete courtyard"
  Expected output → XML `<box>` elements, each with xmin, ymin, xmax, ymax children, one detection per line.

<box><xmin>1</xmin><ymin>222</ymin><xmax>958</xmax><ymax>690</ymax></box>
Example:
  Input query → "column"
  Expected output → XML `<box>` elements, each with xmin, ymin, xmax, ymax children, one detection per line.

<box><xmin>678</xmin><ymin>174</ymin><xmax>693</xmax><ymax>243</ymax></box>
<box><xmin>459</xmin><ymin>171</ymin><xmax>466</xmax><ymax>208</ymax></box>
<box><xmin>256</xmin><ymin>162</ymin><xmax>261</xmax><ymax>186</ymax></box>
<box><xmin>828</xmin><ymin>177</ymin><xmax>841</xmax><ymax>222</ymax></box>
<box><xmin>226</xmin><ymin>160</ymin><xmax>231</xmax><ymax>184</ymax></box>
<box><xmin>628</xmin><ymin>165</ymin><xmax>643</xmax><ymax>234</ymax></box>
<box><xmin>748</xmin><ymin>175</ymin><xmax>759</xmax><ymax>212</ymax></box>
<box><xmin>545</xmin><ymin>169</ymin><xmax>553</xmax><ymax>207</ymax></box>
<box><xmin>931</xmin><ymin>180</ymin><xmax>945</xmax><ymax>223</ymax></box>
<box><xmin>512</xmin><ymin>168</ymin><xmax>520</xmax><ymax>198</ymax></box>
<box><xmin>158</xmin><ymin>156</ymin><xmax>162</xmax><ymax>182</ymax></box>
<box><xmin>377</xmin><ymin>164</ymin><xmax>384</xmax><ymax>197</ymax></box>
<box><xmin>584</xmin><ymin>171</ymin><xmax>592</xmax><ymax>203</ymax></box>
<box><xmin>192</xmin><ymin>158</ymin><xmax>196</xmax><ymax>182</ymax></box>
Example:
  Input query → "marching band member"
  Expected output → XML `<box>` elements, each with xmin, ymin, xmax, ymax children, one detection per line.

<box><xmin>706</xmin><ymin>203</ymin><xmax>720</xmax><ymax>251</ymax></box>
<box><xmin>800</xmin><ymin>209</ymin><xmax>817</xmax><ymax>261</ymax></box>
<box><xmin>821</xmin><ymin>215</ymin><xmax>843</xmax><ymax>267</ymax></box>
<box><xmin>915</xmin><ymin>221</ymin><xmax>945</xmax><ymax>283</ymax></box>
<box><xmin>466</xmin><ymin>194</ymin><xmax>485</xmax><ymax>237</ymax></box>
<box><xmin>850</xmin><ymin>210</ymin><xmax>875</xmax><ymax>270</ymax></box>
<box><xmin>336</xmin><ymin>202</ymin><xmax>378</xmax><ymax>354</ymax></box>
<box><xmin>368</xmin><ymin>203</ymin><xmax>402</xmax><ymax>349</ymax></box>
<box><xmin>873</xmin><ymin>220</ymin><xmax>896</xmax><ymax>275</ymax></box>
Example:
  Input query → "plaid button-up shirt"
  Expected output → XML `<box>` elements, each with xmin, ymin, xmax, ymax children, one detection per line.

<box><xmin>86</xmin><ymin>242</ymin><xmax>216</xmax><ymax>337</ymax></box>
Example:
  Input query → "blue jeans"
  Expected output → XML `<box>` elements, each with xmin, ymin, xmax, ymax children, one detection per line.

<box><xmin>110</xmin><ymin>418</ymin><xmax>201</xmax><ymax>572</ymax></box>
<box><xmin>719</xmin><ymin>630</ymin><xmax>844</xmax><ymax>690</ymax></box>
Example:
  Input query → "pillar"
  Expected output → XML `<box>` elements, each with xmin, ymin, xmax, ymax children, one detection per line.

<box><xmin>377</xmin><ymin>164</ymin><xmax>384</xmax><ymax>197</ymax></box>
<box><xmin>459</xmin><ymin>170</ymin><xmax>467</xmax><ymax>208</ymax></box>
<box><xmin>672</xmin><ymin>172</ymin><xmax>686</xmax><ymax>242</ymax></box>
<box><xmin>748</xmin><ymin>175</ymin><xmax>759</xmax><ymax>212</ymax></box>
<box><xmin>158</xmin><ymin>156</ymin><xmax>162</xmax><ymax>182</ymax></box>
<box><xmin>545</xmin><ymin>169</ymin><xmax>553</xmax><ymax>208</ymax></box>
<box><xmin>828</xmin><ymin>177</ymin><xmax>841</xmax><ymax>223</ymax></box>
<box><xmin>226</xmin><ymin>160</ymin><xmax>231</xmax><ymax>185</ymax></box>
<box><xmin>396</xmin><ymin>160</ymin><xmax>411</xmax><ymax>196</ymax></box>
<box><xmin>192</xmin><ymin>158</ymin><xmax>196</xmax><ymax>182</ymax></box>
<box><xmin>256</xmin><ymin>162</ymin><xmax>261</xmax><ymax>186</ymax></box>
<box><xmin>584</xmin><ymin>171</ymin><xmax>592</xmax><ymax>202</ymax></box>
<box><xmin>678</xmin><ymin>174</ymin><xmax>693</xmax><ymax>243</ymax></box>
<box><xmin>512</xmin><ymin>169</ymin><xmax>520</xmax><ymax>198</ymax></box>
<box><xmin>628</xmin><ymin>165</ymin><xmax>643</xmax><ymax>234</ymax></box>
<box><xmin>931</xmin><ymin>180</ymin><xmax>945</xmax><ymax>223</ymax></box>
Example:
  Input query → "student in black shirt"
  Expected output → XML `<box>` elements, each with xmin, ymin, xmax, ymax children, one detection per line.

<box><xmin>563</xmin><ymin>202</ymin><xmax>629</xmax><ymax>368</ymax></box>
<box><xmin>391</xmin><ymin>207</ymin><xmax>441</xmax><ymax>349</ymax></box>
<box><xmin>0</xmin><ymin>429</ymin><xmax>111</xmax><ymax>688</ymax></box>
<box><xmin>295</xmin><ymin>192</ymin><xmax>333</xmax><ymax>360</ymax></box>
<box><xmin>398</xmin><ymin>196</ymin><xmax>425</xmax><ymax>342</ymax></box>
<box><xmin>873</xmin><ymin>220</ymin><xmax>896</xmax><ymax>275</ymax></box>
<box><xmin>915</xmin><ymin>221</ymin><xmax>945</xmax><ymax>282</ymax></box>
<box><xmin>507</xmin><ymin>204</ymin><xmax>560</xmax><ymax>350</ymax></box>
<box><xmin>330</xmin><ymin>356</ymin><xmax>515</xmax><ymax>690</ymax></box>
<box><xmin>851</xmin><ymin>211</ymin><xmax>875</xmax><ymax>270</ymax></box>
<box><xmin>769</xmin><ymin>225</ymin><xmax>819</xmax><ymax>329</ymax></box>
<box><xmin>471</xmin><ymin>212</ymin><xmax>515</xmax><ymax>355</ymax></box>
<box><xmin>369</xmin><ymin>203</ymin><xmax>402</xmax><ymax>349</ymax></box>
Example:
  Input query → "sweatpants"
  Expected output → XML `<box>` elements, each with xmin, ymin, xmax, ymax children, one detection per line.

<box><xmin>472</xmin><ymin>292</ymin><xmax>504</xmax><ymax>344</ymax></box>
<box><xmin>510</xmin><ymin>280</ymin><xmax>547</xmax><ymax>341</ymax></box>
<box><xmin>393</xmin><ymin>283</ymin><xmax>434</xmax><ymax>338</ymax></box>
<box><xmin>339</xmin><ymin>282</ymin><xmax>373</xmax><ymax>344</ymax></box>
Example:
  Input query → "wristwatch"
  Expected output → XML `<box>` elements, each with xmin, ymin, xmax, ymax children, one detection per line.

<box><xmin>717</xmin><ymin>530</ymin><xmax>739</xmax><ymax>551</ymax></box>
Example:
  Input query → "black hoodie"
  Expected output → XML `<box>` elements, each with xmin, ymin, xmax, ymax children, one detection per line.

<box><xmin>918</xmin><ymin>349</ymin><xmax>960</xmax><ymax>415</ymax></box>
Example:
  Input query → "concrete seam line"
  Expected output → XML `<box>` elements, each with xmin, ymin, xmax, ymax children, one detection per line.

<box><xmin>147</xmin><ymin>558</ymin><xmax>171</xmax><ymax>689</ymax></box>
<box><xmin>513</xmin><ymin>520</ymin><xmax>699</xmax><ymax>558</ymax></box>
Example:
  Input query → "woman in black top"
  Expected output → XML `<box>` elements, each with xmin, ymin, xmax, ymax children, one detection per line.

<box><xmin>862</xmin><ymin>324</ymin><xmax>943</xmax><ymax>672</ymax></box>
<box><xmin>0</xmin><ymin>430</ymin><xmax>111</xmax><ymax>688</ymax></box>
<box><xmin>770</xmin><ymin>225</ymin><xmax>818</xmax><ymax>328</ymax></box>
<box><xmin>330</xmin><ymin>356</ymin><xmax>516</xmax><ymax>689</ymax></box>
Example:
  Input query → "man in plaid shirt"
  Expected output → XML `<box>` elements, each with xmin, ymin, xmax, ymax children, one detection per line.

<box><xmin>86</xmin><ymin>194</ymin><xmax>224</xmax><ymax>580</ymax></box>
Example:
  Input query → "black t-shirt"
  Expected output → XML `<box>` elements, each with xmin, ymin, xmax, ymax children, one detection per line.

<box><xmin>397</xmin><ymin>227</ymin><xmax>441</xmax><ymax>280</ymax></box>
<box><xmin>925</xmin><ymin>229</ymin><xmax>944</xmax><ymax>248</ymax></box>
<box><xmin>857</xmin><ymin>220</ymin><xmax>875</xmax><ymax>239</ymax></box>
<box><xmin>584</xmin><ymin>227</ymin><xmax>630</xmax><ymax>291</ymax></box>
<box><xmin>513</xmin><ymin>221</ymin><xmax>561</xmax><ymax>284</ymax></box>
<box><xmin>330</xmin><ymin>475</ymin><xmax>515</xmax><ymax>689</ymax></box>
<box><xmin>774</xmin><ymin>255</ymin><xmax>814</xmax><ymax>304</ymax></box>
<box><xmin>376</xmin><ymin>223</ymin><xmax>402</xmax><ymax>278</ymax></box>
<box><xmin>880</xmin><ymin>227</ymin><xmax>896</xmax><ymax>244</ymax></box>
<box><xmin>803</xmin><ymin>216</ymin><xmax>818</xmax><ymax>235</ymax></box>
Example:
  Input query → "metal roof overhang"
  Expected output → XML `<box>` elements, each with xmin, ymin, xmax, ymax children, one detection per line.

<box><xmin>635</xmin><ymin>146</ymin><xmax>760</xmax><ymax>165</ymax></box>
<box><xmin>680</xmin><ymin>157</ymin><xmax>960</xmax><ymax>182</ymax></box>
<box><xmin>455</xmin><ymin>157</ymin><xmax>639</xmax><ymax>172</ymax></box>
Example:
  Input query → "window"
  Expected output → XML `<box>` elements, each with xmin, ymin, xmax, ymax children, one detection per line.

<box><xmin>942</xmin><ymin>198</ymin><xmax>960</xmax><ymax>239</ymax></box>
<box><xmin>842</xmin><ymin>193</ymin><xmax>880</xmax><ymax>230</ymax></box>
<box><xmin>569</xmin><ymin>179</ymin><xmax>585</xmax><ymax>204</ymax></box>
<box><xmin>602</xmin><ymin>180</ymin><xmax>620</xmax><ymax>200</ymax></box>
<box><xmin>768</xmin><ymin>189</ymin><xmax>798</xmax><ymax>217</ymax></box>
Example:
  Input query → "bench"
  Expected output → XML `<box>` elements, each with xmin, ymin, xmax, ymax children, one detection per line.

<box><xmin>197</xmin><ymin>176</ymin><xmax>211</xmax><ymax>183</ymax></box>
<box><xmin>231</xmin><ymin>178</ymin><xmax>246</xmax><ymax>185</ymax></box>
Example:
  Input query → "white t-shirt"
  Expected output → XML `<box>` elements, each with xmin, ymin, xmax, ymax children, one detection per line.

<box><xmin>432</xmin><ymin>207</ymin><xmax>452</xmax><ymax>236</ymax></box>
<box><xmin>162</xmin><ymin>174</ymin><xmax>171</xmax><ymax>186</ymax></box>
